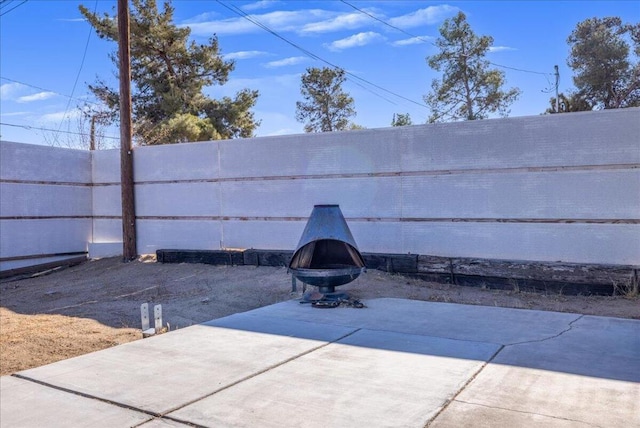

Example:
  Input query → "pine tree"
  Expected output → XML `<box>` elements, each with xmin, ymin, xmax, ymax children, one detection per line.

<box><xmin>567</xmin><ymin>17</ymin><xmax>640</xmax><ymax>109</ymax></box>
<box><xmin>295</xmin><ymin>67</ymin><xmax>356</xmax><ymax>132</ymax></box>
<box><xmin>391</xmin><ymin>113</ymin><xmax>412</xmax><ymax>126</ymax></box>
<box><xmin>424</xmin><ymin>12</ymin><xmax>520</xmax><ymax>123</ymax></box>
<box><xmin>80</xmin><ymin>0</ymin><xmax>259</xmax><ymax>145</ymax></box>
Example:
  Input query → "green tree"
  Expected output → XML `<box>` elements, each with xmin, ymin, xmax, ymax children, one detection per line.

<box><xmin>79</xmin><ymin>0</ymin><xmax>259</xmax><ymax>145</ymax></box>
<box><xmin>348</xmin><ymin>123</ymin><xmax>366</xmax><ymax>130</ymax></box>
<box><xmin>567</xmin><ymin>17</ymin><xmax>640</xmax><ymax>109</ymax></box>
<box><xmin>295</xmin><ymin>67</ymin><xmax>356</xmax><ymax>132</ymax></box>
<box><xmin>391</xmin><ymin>113</ymin><xmax>412</xmax><ymax>126</ymax></box>
<box><xmin>544</xmin><ymin>92</ymin><xmax>594</xmax><ymax>114</ymax></box>
<box><xmin>424</xmin><ymin>12</ymin><xmax>520</xmax><ymax>123</ymax></box>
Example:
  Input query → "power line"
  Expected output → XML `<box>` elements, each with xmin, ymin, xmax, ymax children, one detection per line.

<box><xmin>54</xmin><ymin>0</ymin><xmax>98</xmax><ymax>145</ymax></box>
<box><xmin>0</xmin><ymin>0</ymin><xmax>26</xmax><ymax>17</ymax></box>
<box><xmin>0</xmin><ymin>121</ymin><xmax>120</xmax><ymax>140</ymax></box>
<box><xmin>216</xmin><ymin>1</ymin><xmax>413</xmax><ymax>107</ymax></box>
<box><xmin>489</xmin><ymin>62</ymin><xmax>551</xmax><ymax>76</ymax></box>
<box><xmin>0</xmin><ymin>0</ymin><xmax>15</xmax><ymax>10</ymax></box>
<box><xmin>340</xmin><ymin>0</ymin><xmax>432</xmax><ymax>44</ymax></box>
<box><xmin>1</xmin><ymin>76</ymin><xmax>60</xmax><ymax>94</ymax></box>
<box><xmin>0</xmin><ymin>76</ymin><xmax>103</xmax><ymax>107</ymax></box>
<box><xmin>340</xmin><ymin>0</ymin><xmax>552</xmax><ymax>77</ymax></box>
<box><xmin>214</xmin><ymin>0</ymin><xmax>428</xmax><ymax>110</ymax></box>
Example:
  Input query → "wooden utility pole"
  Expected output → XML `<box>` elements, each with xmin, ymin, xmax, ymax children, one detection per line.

<box><xmin>89</xmin><ymin>115</ymin><xmax>96</xmax><ymax>151</ymax></box>
<box><xmin>118</xmin><ymin>0</ymin><xmax>137</xmax><ymax>261</ymax></box>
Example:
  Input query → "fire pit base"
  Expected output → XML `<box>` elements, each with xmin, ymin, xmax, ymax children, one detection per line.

<box><xmin>300</xmin><ymin>291</ymin><xmax>365</xmax><ymax>308</ymax></box>
<box><xmin>302</xmin><ymin>290</ymin><xmax>350</xmax><ymax>302</ymax></box>
<box><xmin>289</xmin><ymin>266</ymin><xmax>365</xmax><ymax>289</ymax></box>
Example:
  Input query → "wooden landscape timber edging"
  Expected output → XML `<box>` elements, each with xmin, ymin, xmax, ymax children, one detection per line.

<box><xmin>0</xmin><ymin>255</ymin><xmax>87</xmax><ymax>281</ymax></box>
<box><xmin>155</xmin><ymin>249</ymin><xmax>639</xmax><ymax>296</ymax></box>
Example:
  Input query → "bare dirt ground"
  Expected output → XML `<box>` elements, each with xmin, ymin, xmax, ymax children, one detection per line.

<box><xmin>1</xmin><ymin>256</ymin><xmax>638</xmax><ymax>376</ymax></box>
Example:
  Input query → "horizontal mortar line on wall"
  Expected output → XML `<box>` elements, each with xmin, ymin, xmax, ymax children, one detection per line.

<box><xmin>0</xmin><ymin>179</ymin><xmax>92</xmax><ymax>186</ymax></box>
<box><xmin>0</xmin><ymin>251</ymin><xmax>87</xmax><ymax>262</ymax></box>
<box><xmin>0</xmin><ymin>216</ymin><xmax>92</xmax><ymax>220</ymax></box>
<box><xmin>120</xmin><ymin>216</ymin><xmax>640</xmax><ymax>224</ymax></box>
<box><xmin>398</xmin><ymin>217</ymin><xmax>640</xmax><ymax>224</ymax></box>
<box><xmin>88</xmin><ymin>163</ymin><xmax>640</xmax><ymax>186</ymax></box>
<box><xmin>8</xmin><ymin>215</ymin><xmax>635</xmax><ymax>224</ymax></box>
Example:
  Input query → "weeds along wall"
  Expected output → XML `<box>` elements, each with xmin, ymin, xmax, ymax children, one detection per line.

<box><xmin>1</xmin><ymin>108</ymin><xmax>639</xmax><ymax>274</ymax></box>
<box><xmin>0</xmin><ymin>142</ymin><xmax>92</xmax><ymax>273</ymax></box>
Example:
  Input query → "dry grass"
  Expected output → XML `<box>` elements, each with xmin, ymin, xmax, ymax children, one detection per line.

<box><xmin>0</xmin><ymin>308</ymin><xmax>139</xmax><ymax>375</ymax></box>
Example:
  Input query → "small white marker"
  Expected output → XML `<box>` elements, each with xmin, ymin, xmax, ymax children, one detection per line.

<box><xmin>154</xmin><ymin>304</ymin><xmax>162</xmax><ymax>333</ymax></box>
<box><xmin>141</xmin><ymin>303</ymin><xmax>155</xmax><ymax>337</ymax></box>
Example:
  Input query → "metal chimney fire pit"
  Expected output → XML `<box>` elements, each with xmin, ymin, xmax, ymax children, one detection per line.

<box><xmin>289</xmin><ymin>205</ymin><xmax>365</xmax><ymax>301</ymax></box>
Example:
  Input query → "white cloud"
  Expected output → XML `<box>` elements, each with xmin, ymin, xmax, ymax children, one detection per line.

<box><xmin>262</xmin><ymin>127</ymin><xmax>297</xmax><ymax>136</ymax></box>
<box><xmin>186</xmin><ymin>9</ymin><xmax>332</xmax><ymax>36</ymax></box>
<box><xmin>242</xmin><ymin>0</ymin><xmax>280</xmax><ymax>12</ymax></box>
<box><xmin>224</xmin><ymin>50</ymin><xmax>270</xmax><ymax>60</ymax></box>
<box><xmin>205</xmin><ymin>73</ymin><xmax>301</xmax><ymax>98</ymax></box>
<box><xmin>301</xmin><ymin>12</ymin><xmax>370</xmax><ymax>34</ymax></box>
<box><xmin>489</xmin><ymin>46</ymin><xmax>517</xmax><ymax>53</ymax></box>
<box><xmin>39</xmin><ymin>109</ymin><xmax>82</xmax><ymax>124</ymax></box>
<box><xmin>0</xmin><ymin>111</ymin><xmax>29</xmax><ymax>117</ymax></box>
<box><xmin>181</xmin><ymin>12</ymin><xmax>220</xmax><ymax>24</ymax></box>
<box><xmin>1</xmin><ymin>82</ymin><xmax>27</xmax><ymax>100</ymax></box>
<box><xmin>17</xmin><ymin>91</ymin><xmax>57</xmax><ymax>103</ymax></box>
<box><xmin>389</xmin><ymin>5</ymin><xmax>458</xmax><ymax>29</ymax></box>
<box><xmin>263</xmin><ymin>56</ymin><xmax>308</xmax><ymax>68</ymax></box>
<box><xmin>326</xmin><ymin>32</ymin><xmax>386</xmax><ymax>51</ymax></box>
<box><xmin>252</xmin><ymin>111</ymin><xmax>303</xmax><ymax>137</ymax></box>
<box><xmin>186</xmin><ymin>18</ymin><xmax>255</xmax><ymax>36</ymax></box>
<box><xmin>391</xmin><ymin>35</ymin><xmax>433</xmax><ymax>46</ymax></box>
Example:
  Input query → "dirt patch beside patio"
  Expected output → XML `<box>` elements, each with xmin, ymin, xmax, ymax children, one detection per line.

<box><xmin>1</xmin><ymin>256</ymin><xmax>638</xmax><ymax>376</ymax></box>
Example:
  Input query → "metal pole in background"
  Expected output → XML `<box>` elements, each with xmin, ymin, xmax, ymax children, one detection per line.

<box><xmin>554</xmin><ymin>65</ymin><xmax>560</xmax><ymax>113</ymax></box>
<box><xmin>117</xmin><ymin>0</ymin><xmax>137</xmax><ymax>261</ymax></box>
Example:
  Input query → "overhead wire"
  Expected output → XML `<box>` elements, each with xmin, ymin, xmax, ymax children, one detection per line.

<box><xmin>0</xmin><ymin>76</ymin><xmax>115</xmax><ymax>142</ymax></box>
<box><xmin>0</xmin><ymin>76</ymin><xmax>118</xmax><ymax>142</ymax></box>
<box><xmin>214</xmin><ymin>0</ymin><xmax>427</xmax><ymax>110</ymax></box>
<box><xmin>0</xmin><ymin>0</ymin><xmax>26</xmax><ymax>17</ymax></box>
<box><xmin>217</xmin><ymin>1</ymin><xmax>408</xmax><ymax>106</ymax></box>
<box><xmin>0</xmin><ymin>122</ymin><xmax>120</xmax><ymax>140</ymax></box>
<box><xmin>53</xmin><ymin>0</ymin><xmax>98</xmax><ymax>145</ymax></box>
<box><xmin>0</xmin><ymin>77</ymin><xmax>104</xmax><ymax>107</ymax></box>
<box><xmin>339</xmin><ymin>0</ymin><xmax>432</xmax><ymax>44</ymax></box>
<box><xmin>340</xmin><ymin>0</ymin><xmax>553</xmax><ymax>77</ymax></box>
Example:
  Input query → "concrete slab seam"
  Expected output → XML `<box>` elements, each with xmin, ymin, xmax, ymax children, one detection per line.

<box><xmin>504</xmin><ymin>314</ymin><xmax>584</xmax><ymax>347</ymax></box>
<box><xmin>424</xmin><ymin>344</ymin><xmax>506</xmax><ymax>427</ymax></box>
<box><xmin>428</xmin><ymin>315</ymin><xmax>597</xmax><ymax>428</ymax></box>
<box><xmin>158</xmin><ymin>328</ymin><xmax>363</xmax><ymax>418</ymax></box>
<box><xmin>10</xmin><ymin>373</ymin><xmax>159</xmax><ymax>420</ymax></box>
<box><xmin>131</xmin><ymin>416</ymin><xmax>205</xmax><ymax>428</ymax></box>
<box><xmin>11</xmin><ymin>328</ymin><xmax>363</xmax><ymax>428</ymax></box>
<box><xmin>453</xmin><ymin>400</ymin><xmax>604</xmax><ymax>427</ymax></box>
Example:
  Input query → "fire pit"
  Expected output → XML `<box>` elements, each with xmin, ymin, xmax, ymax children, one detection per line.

<box><xmin>289</xmin><ymin>205</ymin><xmax>365</xmax><ymax>298</ymax></box>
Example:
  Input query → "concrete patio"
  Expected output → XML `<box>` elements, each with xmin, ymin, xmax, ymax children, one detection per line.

<box><xmin>1</xmin><ymin>298</ymin><xmax>638</xmax><ymax>427</ymax></box>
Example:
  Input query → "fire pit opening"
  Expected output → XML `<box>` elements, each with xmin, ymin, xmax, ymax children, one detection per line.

<box><xmin>289</xmin><ymin>205</ymin><xmax>365</xmax><ymax>298</ymax></box>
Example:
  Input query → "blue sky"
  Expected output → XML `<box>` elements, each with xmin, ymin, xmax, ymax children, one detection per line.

<box><xmin>1</xmin><ymin>0</ymin><xmax>638</xmax><ymax>147</ymax></box>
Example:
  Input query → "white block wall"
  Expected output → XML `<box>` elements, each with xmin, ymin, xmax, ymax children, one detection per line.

<box><xmin>0</xmin><ymin>141</ymin><xmax>92</xmax><ymax>271</ymax></box>
<box><xmin>89</xmin><ymin>108</ymin><xmax>640</xmax><ymax>265</ymax></box>
<box><xmin>2</xmin><ymin>107</ymin><xmax>639</xmax><ymax>274</ymax></box>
